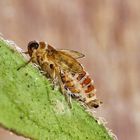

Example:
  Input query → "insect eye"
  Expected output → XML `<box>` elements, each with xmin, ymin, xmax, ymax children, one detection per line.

<box><xmin>28</xmin><ymin>41</ymin><xmax>39</xmax><ymax>50</ymax></box>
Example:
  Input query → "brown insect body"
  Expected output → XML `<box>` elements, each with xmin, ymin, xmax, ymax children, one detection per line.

<box><xmin>26</xmin><ymin>41</ymin><xmax>102</xmax><ymax>108</ymax></box>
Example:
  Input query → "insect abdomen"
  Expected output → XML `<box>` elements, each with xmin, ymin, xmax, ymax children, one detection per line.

<box><xmin>61</xmin><ymin>70</ymin><xmax>101</xmax><ymax>108</ymax></box>
<box><xmin>61</xmin><ymin>73</ymin><xmax>81</xmax><ymax>93</ymax></box>
<box><xmin>77</xmin><ymin>71</ymin><xmax>96</xmax><ymax>96</ymax></box>
<box><xmin>78</xmin><ymin>71</ymin><xmax>102</xmax><ymax>108</ymax></box>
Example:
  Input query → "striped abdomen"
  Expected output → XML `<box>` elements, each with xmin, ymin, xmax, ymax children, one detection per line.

<box><xmin>61</xmin><ymin>70</ymin><xmax>101</xmax><ymax>108</ymax></box>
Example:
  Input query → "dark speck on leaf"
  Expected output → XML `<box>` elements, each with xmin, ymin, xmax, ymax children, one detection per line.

<box><xmin>10</xmin><ymin>49</ymin><xmax>15</xmax><ymax>53</ymax></box>
<box><xmin>19</xmin><ymin>116</ymin><xmax>23</xmax><ymax>119</ymax></box>
<box><xmin>25</xmin><ymin>73</ymin><xmax>28</xmax><ymax>76</ymax></box>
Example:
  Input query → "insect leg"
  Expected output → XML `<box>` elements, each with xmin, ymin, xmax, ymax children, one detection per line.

<box><xmin>17</xmin><ymin>58</ymin><xmax>33</xmax><ymax>70</ymax></box>
<box><xmin>42</xmin><ymin>63</ymin><xmax>72</xmax><ymax>107</ymax></box>
<box><xmin>60</xmin><ymin>81</ymin><xmax>72</xmax><ymax>108</ymax></box>
<box><xmin>55</xmin><ymin>69</ymin><xmax>72</xmax><ymax>108</ymax></box>
<box><xmin>41</xmin><ymin>62</ymin><xmax>57</xmax><ymax>89</ymax></box>
<box><xmin>22</xmin><ymin>51</ymin><xmax>29</xmax><ymax>54</ymax></box>
<box><xmin>49</xmin><ymin>64</ymin><xmax>58</xmax><ymax>89</ymax></box>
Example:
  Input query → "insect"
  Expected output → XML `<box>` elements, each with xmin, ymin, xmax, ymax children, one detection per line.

<box><xmin>20</xmin><ymin>41</ymin><xmax>102</xmax><ymax>108</ymax></box>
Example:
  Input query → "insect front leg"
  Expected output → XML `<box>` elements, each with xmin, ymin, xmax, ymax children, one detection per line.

<box><xmin>17</xmin><ymin>57</ymin><xmax>33</xmax><ymax>70</ymax></box>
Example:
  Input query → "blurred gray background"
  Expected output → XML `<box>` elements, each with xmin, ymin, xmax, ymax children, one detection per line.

<box><xmin>0</xmin><ymin>0</ymin><xmax>140</xmax><ymax>140</ymax></box>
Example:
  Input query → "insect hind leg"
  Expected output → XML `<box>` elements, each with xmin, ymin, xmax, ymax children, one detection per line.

<box><xmin>58</xmin><ymin>82</ymin><xmax>72</xmax><ymax>108</ymax></box>
<box><xmin>55</xmin><ymin>70</ymin><xmax>72</xmax><ymax>108</ymax></box>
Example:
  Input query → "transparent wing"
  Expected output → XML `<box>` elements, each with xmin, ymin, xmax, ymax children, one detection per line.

<box><xmin>47</xmin><ymin>44</ymin><xmax>84</xmax><ymax>73</ymax></box>
<box><xmin>55</xmin><ymin>51</ymin><xmax>83</xmax><ymax>73</ymax></box>
<box><xmin>59</xmin><ymin>49</ymin><xmax>85</xmax><ymax>59</ymax></box>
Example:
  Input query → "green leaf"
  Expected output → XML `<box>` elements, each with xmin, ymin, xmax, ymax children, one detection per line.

<box><xmin>0</xmin><ymin>38</ymin><xmax>114</xmax><ymax>140</ymax></box>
